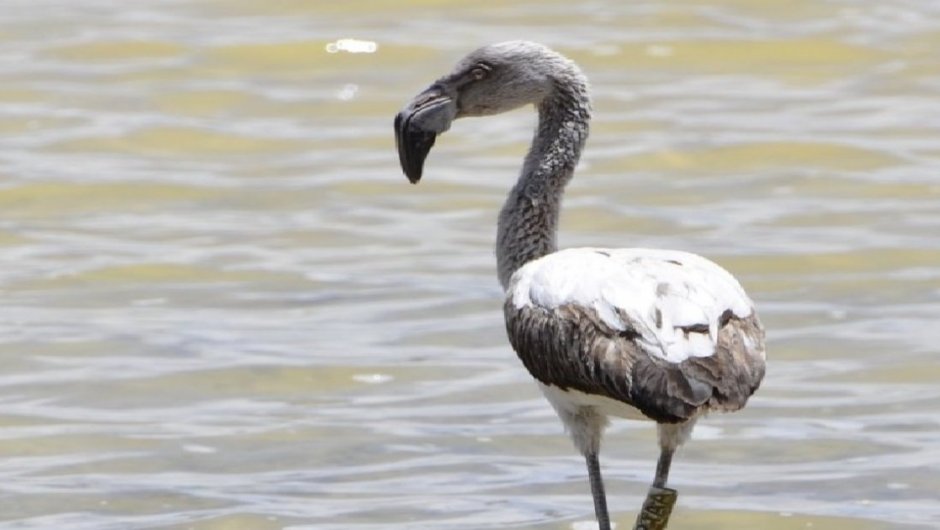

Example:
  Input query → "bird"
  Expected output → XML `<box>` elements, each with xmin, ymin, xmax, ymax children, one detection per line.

<box><xmin>394</xmin><ymin>41</ymin><xmax>766</xmax><ymax>530</ymax></box>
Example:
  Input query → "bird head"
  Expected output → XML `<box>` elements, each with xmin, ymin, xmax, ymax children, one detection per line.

<box><xmin>394</xmin><ymin>41</ymin><xmax>565</xmax><ymax>184</ymax></box>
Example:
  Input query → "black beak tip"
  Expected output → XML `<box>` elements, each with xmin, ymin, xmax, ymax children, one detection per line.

<box><xmin>395</xmin><ymin>110</ymin><xmax>437</xmax><ymax>185</ymax></box>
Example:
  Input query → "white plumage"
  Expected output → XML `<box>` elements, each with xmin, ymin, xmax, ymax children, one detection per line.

<box><xmin>509</xmin><ymin>247</ymin><xmax>758</xmax><ymax>364</ymax></box>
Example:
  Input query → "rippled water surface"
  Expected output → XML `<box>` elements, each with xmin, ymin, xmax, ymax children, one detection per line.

<box><xmin>1</xmin><ymin>1</ymin><xmax>939</xmax><ymax>529</ymax></box>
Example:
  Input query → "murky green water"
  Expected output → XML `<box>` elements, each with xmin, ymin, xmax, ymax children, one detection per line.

<box><xmin>0</xmin><ymin>1</ymin><xmax>938</xmax><ymax>529</ymax></box>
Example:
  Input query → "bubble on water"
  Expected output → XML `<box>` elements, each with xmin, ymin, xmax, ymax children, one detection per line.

<box><xmin>353</xmin><ymin>373</ymin><xmax>392</xmax><ymax>384</ymax></box>
<box><xmin>182</xmin><ymin>444</ymin><xmax>217</xmax><ymax>454</ymax></box>
<box><xmin>336</xmin><ymin>83</ymin><xmax>359</xmax><ymax>101</ymax></box>
<box><xmin>326</xmin><ymin>38</ymin><xmax>378</xmax><ymax>54</ymax></box>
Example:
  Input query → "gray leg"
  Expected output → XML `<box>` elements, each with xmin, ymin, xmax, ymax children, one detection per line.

<box><xmin>586</xmin><ymin>452</ymin><xmax>611</xmax><ymax>530</ymax></box>
<box><xmin>633</xmin><ymin>447</ymin><xmax>678</xmax><ymax>529</ymax></box>
<box><xmin>634</xmin><ymin>422</ymin><xmax>695</xmax><ymax>530</ymax></box>
<box><xmin>652</xmin><ymin>447</ymin><xmax>674</xmax><ymax>489</ymax></box>
<box><xmin>539</xmin><ymin>393</ymin><xmax>611</xmax><ymax>530</ymax></box>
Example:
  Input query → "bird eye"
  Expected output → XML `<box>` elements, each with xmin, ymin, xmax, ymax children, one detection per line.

<box><xmin>470</xmin><ymin>66</ymin><xmax>488</xmax><ymax>81</ymax></box>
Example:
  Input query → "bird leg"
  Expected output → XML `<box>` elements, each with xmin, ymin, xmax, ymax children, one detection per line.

<box><xmin>585</xmin><ymin>451</ymin><xmax>611</xmax><ymax>530</ymax></box>
<box><xmin>633</xmin><ymin>447</ymin><xmax>678</xmax><ymax>530</ymax></box>
<box><xmin>652</xmin><ymin>447</ymin><xmax>673</xmax><ymax>489</ymax></box>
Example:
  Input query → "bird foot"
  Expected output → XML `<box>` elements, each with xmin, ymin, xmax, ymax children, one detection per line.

<box><xmin>632</xmin><ymin>486</ymin><xmax>677</xmax><ymax>530</ymax></box>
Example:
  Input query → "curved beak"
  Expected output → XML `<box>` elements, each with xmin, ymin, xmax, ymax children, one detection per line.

<box><xmin>394</xmin><ymin>84</ymin><xmax>457</xmax><ymax>184</ymax></box>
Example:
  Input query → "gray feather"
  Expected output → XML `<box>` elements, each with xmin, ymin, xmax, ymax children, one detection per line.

<box><xmin>504</xmin><ymin>300</ymin><xmax>765</xmax><ymax>423</ymax></box>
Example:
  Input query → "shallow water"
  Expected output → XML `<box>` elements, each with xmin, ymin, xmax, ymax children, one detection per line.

<box><xmin>0</xmin><ymin>1</ymin><xmax>939</xmax><ymax>529</ymax></box>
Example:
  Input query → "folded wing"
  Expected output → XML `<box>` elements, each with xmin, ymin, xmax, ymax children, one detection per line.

<box><xmin>505</xmin><ymin>248</ymin><xmax>766</xmax><ymax>423</ymax></box>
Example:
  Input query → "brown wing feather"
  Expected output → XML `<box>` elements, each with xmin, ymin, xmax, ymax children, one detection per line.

<box><xmin>504</xmin><ymin>300</ymin><xmax>765</xmax><ymax>423</ymax></box>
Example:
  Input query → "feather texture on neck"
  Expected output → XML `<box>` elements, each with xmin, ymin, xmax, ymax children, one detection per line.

<box><xmin>496</xmin><ymin>65</ymin><xmax>591</xmax><ymax>289</ymax></box>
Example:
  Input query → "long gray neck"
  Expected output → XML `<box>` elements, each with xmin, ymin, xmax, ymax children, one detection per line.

<box><xmin>496</xmin><ymin>72</ymin><xmax>591</xmax><ymax>289</ymax></box>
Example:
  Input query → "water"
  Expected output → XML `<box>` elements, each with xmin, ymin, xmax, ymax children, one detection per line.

<box><xmin>0</xmin><ymin>1</ymin><xmax>938</xmax><ymax>529</ymax></box>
